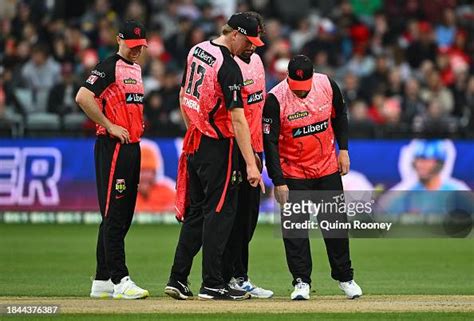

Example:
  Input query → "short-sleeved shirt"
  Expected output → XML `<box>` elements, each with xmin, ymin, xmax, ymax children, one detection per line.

<box><xmin>83</xmin><ymin>54</ymin><xmax>145</xmax><ymax>143</ymax></box>
<box><xmin>235</xmin><ymin>53</ymin><xmax>266</xmax><ymax>152</ymax></box>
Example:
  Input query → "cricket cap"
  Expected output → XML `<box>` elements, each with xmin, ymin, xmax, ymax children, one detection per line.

<box><xmin>288</xmin><ymin>55</ymin><xmax>314</xmax><ymax>91</ymax></box>
<box><xmin>227</xmin><ymin>12</ymin><xmax>264</xmax><ymax>47</ymax></box>
<box><xmin>118</xmin><ymin>20</ymin><xmax>148</xmax><ymax>48</ymax></box>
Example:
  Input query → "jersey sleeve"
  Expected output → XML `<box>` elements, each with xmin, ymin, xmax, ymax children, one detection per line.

<box><xmin>263</xmin><ymin>93</ymin><xmax>285</xmax><ymax>186</ymax></box>
<box><xmin>82</xmin><ymin>58</ymin><xmax>116</xmax><ymax>97</ymax></box>
<box><xmin>329</xmin><ymin>77</ymin><xmax>349</xmax><ymax>150</ymax></box>
<box><xmin>217</xmin><ymin>55</ymin><xmax>244</xmax><ymax>110</ymax></box>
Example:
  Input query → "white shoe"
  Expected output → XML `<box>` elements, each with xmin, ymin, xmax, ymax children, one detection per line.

<box><xmin>338</xmin><ymin>280</ymin><xmax>362</xmax><ymax>299</ymax></box>
<box><xmin>290</xmin><ymin>280</ymin><xmax>310</xmax><ymax>300</ymax></box>
<box><xmin>113</xmin><ymin>276</ymin><xmax>149</xmax><ymax>299</ymax></box>
<box><xmin>90</xmin><ymin>279</ymin><xmax>114</xmax><ymax>298</ymax></box>
<box><xmin>229</xmin><ymin>277</ymin><xmax>273</xmax><ymax>298</ymax></box>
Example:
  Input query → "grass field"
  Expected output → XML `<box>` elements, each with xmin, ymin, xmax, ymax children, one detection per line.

<box><xmin>2</xmin><ymin>313</ymin><xmax>473</xmax><ymax>321</ymax></box>
<box><xmin>0</xmin><ymin>224</ymin><xmax>473</xmax><ymax>320</ymax></box>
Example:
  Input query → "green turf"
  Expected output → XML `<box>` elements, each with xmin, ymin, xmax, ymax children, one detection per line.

<box><xmin>0</xmin><ymin>224</ymin><xmax>473</xmax><ymax>297</ymax></box>
<box><xmin>1</xmin><ymin>313</ymin><xmax>473</xmax><ymax>321</ymax></box>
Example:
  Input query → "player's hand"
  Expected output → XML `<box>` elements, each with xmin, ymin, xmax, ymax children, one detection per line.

<box><xmin>274</xmin><ymin>184</ymin><xmax>289</xmax><ymax>205</ymax></box>
<box><xmin>255</xmin><ymin>153</ymin><xmax>263</xmax><ymax>173</ymax></box>
<box><xmin>107</xmin><ymin>124</ymin><xmax>130</xmax><ymax>144</ymax></box>
<box><xmin>247</xmin><ymin>164</ymin><xmax>265</xmax><ymax>193</ymax></box>
<box><xmin>338</xmin><ymin>150</ymin><xmax>350</xmax><ymax>176</ymax></box>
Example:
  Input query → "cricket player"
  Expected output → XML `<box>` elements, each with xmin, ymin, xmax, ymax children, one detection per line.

<box><xmin>393</xmin><ymin>140</ymin><xmax>470</xmax><ymax>192</ymax></box>
<box><xmin>165</xmin><ymin>12</ymin><xmax>264</xmax><ymax>300</ymax></box>
<box><xmin>76</xmin><ymin>20</ymin><xmax>149</xmax><ymax>299</ymax></box>
<box><xmin>222</xmin><ymin>11</ymin><xmax>273</xmax><ymax>298</ymax></box>
<box><xmin>263</xmin><ymin>55</ymin><xmax>362</xmax><ymax>300</ymax></box>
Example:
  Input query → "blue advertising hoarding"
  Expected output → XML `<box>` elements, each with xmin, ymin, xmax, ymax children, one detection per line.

<box><xmin>0</xmin><ymin>138</ymin><xmax>472</xmax><ymax>214</ymax></box>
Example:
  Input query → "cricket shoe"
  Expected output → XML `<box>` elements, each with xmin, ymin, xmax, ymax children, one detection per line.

<box><xmin>290</xmin><ymin>280</ymin><xmax>310</xmax><ymax>300</ymax></box>
<box><xmin>338</xmin><ymin>280</ymin><xmax>362</xmax><ymax>299</ymax></box>
<box><xmin>165</xmin><ymin>279</ymin><xmax>193</xmax><ymax>300</ymax></box>
<box><xmin>90</xmin><ymin>279</ymin><xmax>114</xmax><ymax>298</ymax></box>
<box><xmin>113</xmin><ymin>276</ymin><xmax>149</xmax><ymax>299</ymax></box>
<box><xmin>198</xmin><ymin>286</ymin><xmax>250</xmax><ymax>300</ymax></box>
<box><xmin>229</xmin><ymin>277</ymin><xmax>273</xmax><ymax>298</ymax></box>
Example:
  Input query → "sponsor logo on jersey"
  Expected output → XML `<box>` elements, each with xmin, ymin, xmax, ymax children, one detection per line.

<box><xmin>263</xmin><ymin>117</ymin><xmax>272</xmax><ymax>124</ymax></box>
<box><xmin>123</xmin><ymin>78</ymin><xmax>137</xmax><ymax>85</ymax></box>
<box><xmin>318</xmin><ymin>103</ymin><xmax>331</xmax><ymax>112</ymax></box>
<box><xmin>263</xmin><ymin>123</ymin><xmax>271</xmax><ymax>134</ymax></box>
<box><xmin>86</xmin><ymin>75</ymin><xmax>98</xmax><ymax>85</ymax></box>
<box><xmin>292</xmin><ymin>119</ymin><xmax>329</xmax><ymax>138</ymax></box>
<box><xmin>288</xmin><ymin>111</ymin><xmax>309</xmax><ymax>121</ymax></box>
<box><xmin>193</xmin><ymin>47</ymin><xmax>216</xmax><ymax>67</ymax></box>
<box><xmin>243</xmin><ymin>79</ymin><xmax>254</xmax><ymax>86</ymax></box>
<box><xmin>247</xmin><ymin>90</ymin><xmax>263</xmax><ymax>105</ymax></box>
<box><xmin>125</xmin><ymin>93</ymin><xmax>144</xmax><ymax>104</ymax></box>
<box><xmin>91</xmin><ymin>70</ymin><xmax>106</xmax><ymax>78</ymax></box>
<box><xmin>228</xmin><ymin>84</ymin><xmax>242</xmax><ymax>91</ymax></box>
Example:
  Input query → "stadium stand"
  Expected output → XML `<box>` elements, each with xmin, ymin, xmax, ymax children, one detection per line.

<box><xmin>0</xmin><ymin>0</ymin><xmax>472</xmax><ymax>138</ymax></box>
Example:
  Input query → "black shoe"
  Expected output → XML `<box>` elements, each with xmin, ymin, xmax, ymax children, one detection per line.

<box><xmin>198</xmin><ymin>286</ymin><xmax>250</xmax><ymax>301</ymax></box>
<box><xmin>164</xmin><ymin>279</ymin><xmax>193</xmax><ymax>300</ymax></box>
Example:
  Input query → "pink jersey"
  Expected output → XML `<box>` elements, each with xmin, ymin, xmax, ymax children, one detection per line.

<box><xmin>269</xmin><ymin>73</ymin><xmax>339</xmax><ymax>179</ymax></box>
<box><xmin>182</xmin><ymin>41</ymin><xmax>242</xmax><ymax>139</ymax></box>
<box><xmin>85</xmin><ymin>54</ymin><xmax>145</xmax><ymax>143</ymax></box>
<box><xmin>235</xmin><ymin>54</ymin><xmax>265</xmax><ymax>152</ymax></box>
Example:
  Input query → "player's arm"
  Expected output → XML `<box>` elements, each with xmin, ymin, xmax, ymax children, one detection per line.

<box><xmin>263</xmin><ymin>93</ymin><xmax>288</xmax><ymax>204</ymax></box>
<box><xmin>218</xmin><ymin>59</ymin><xmax>262</xmax><ymax>190</ymax></box>
<box><xmin>179</xmin><ymin>60</ymin><xmax>190</xmax><ymax>129</ymax></box>
<box><xmin>75</xmin><ymin>61</ymin><xmax>130</xmax><ymax>144</ymax></box>
<box><xmin>179</xmin><ymin>87</ymin><xmax>190</xmax><ymax>129</ymax></box>
<box><xmin>76</xmin><ymin>88</ymin><xmax>130</xmax><ymax>144</ymax></box>
<box><xmin>329</xmin><ymin>77</ymin><xmax>350</xmax><ymax>175</ymax></box>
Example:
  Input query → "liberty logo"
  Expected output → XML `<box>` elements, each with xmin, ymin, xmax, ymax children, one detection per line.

<box><xmin>193</xmin><ymin>47</ymin><xmax>216</xmax><ymax>67</ymax></box>
<box><xmin>134</xmin><ymin>27</ymin><xmax>141</xmax><ymax>37</ymax></box>
<box><xmin>296</xmin><ymin>69</ymin><xmax>304</xmax><ymax>79</ymax></box>
<box><xmin>292</xmin><ymin>119</ymin><xmax>329</xmax><ymax>138</ymax></box>
<box><xmin>125</xmin><ymin>93</ymin><xmax>144</xmax><ymax>104</ymax></box>
<box><xmin>247</xmin><ymin>91</ymin><xmax>263</xmax><ymax>104</ymax></box>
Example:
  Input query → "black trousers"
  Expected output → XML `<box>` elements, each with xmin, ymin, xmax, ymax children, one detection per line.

<box><xmin>283</xmin><ymin>172</ymin><xmax>353</xmax><ymax>286</ymax></box>
<box><xmin>170</xmin><ymin>136</ymin><xmax>239</xmax><ymax>288</ymax></box>
<box><xmin>222</xmin><ymin>152</ymin><xmax>261</xmax><ymax>282</ymax></box>
<box><xmin>94</xmin><ymin>136</ymin><xmax>140</xmax><ymax>284</ymax></box>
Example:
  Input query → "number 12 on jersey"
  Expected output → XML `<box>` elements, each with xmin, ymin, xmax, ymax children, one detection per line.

<box><xmin>185</xmin><ymin>61</ymin><xmax>206</xmax><ymax>99</ymax></box>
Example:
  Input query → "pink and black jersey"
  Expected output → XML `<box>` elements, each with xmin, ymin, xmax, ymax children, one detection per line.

<box><xmin>263</xmin><ymin>74</ymin><xmax>349</xmax><ymax>184</ymax></box>
<box><xmin>83</xmin><ymin>54</ymin><xmax>144</xmax><ymax>143</ymax></box>
<box><xmin>181</xmin><ymin>40</ymin><xmax>244</xmax><ymax>139</ymax></box>
<box><xmin>235</xmin><ymin>53</ymin><xmax>265</xmax><ymax>152</ymax></box>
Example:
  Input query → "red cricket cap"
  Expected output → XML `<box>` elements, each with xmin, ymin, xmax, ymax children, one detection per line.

<box><xmin>287</xmin><ymin>55</ymin><xmax>313</xmax><ymax>91</ymax></box>
<box><xmin>118</xmin><ymin>20</ymin><xmax>148</xmax><ymax>48</ymax></box>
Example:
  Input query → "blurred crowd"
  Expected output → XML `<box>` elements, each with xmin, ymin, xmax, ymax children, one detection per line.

<box><xmin>0</xmin><ymin>0</ymin><xmax>473</xmax><ymax>138</ymax></box>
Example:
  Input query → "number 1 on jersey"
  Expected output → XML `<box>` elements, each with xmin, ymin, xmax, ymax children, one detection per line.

<box><xmin>185</xmin><ymin>61</ymin><xmax>206</xmax><ymax>99</ymax></box>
